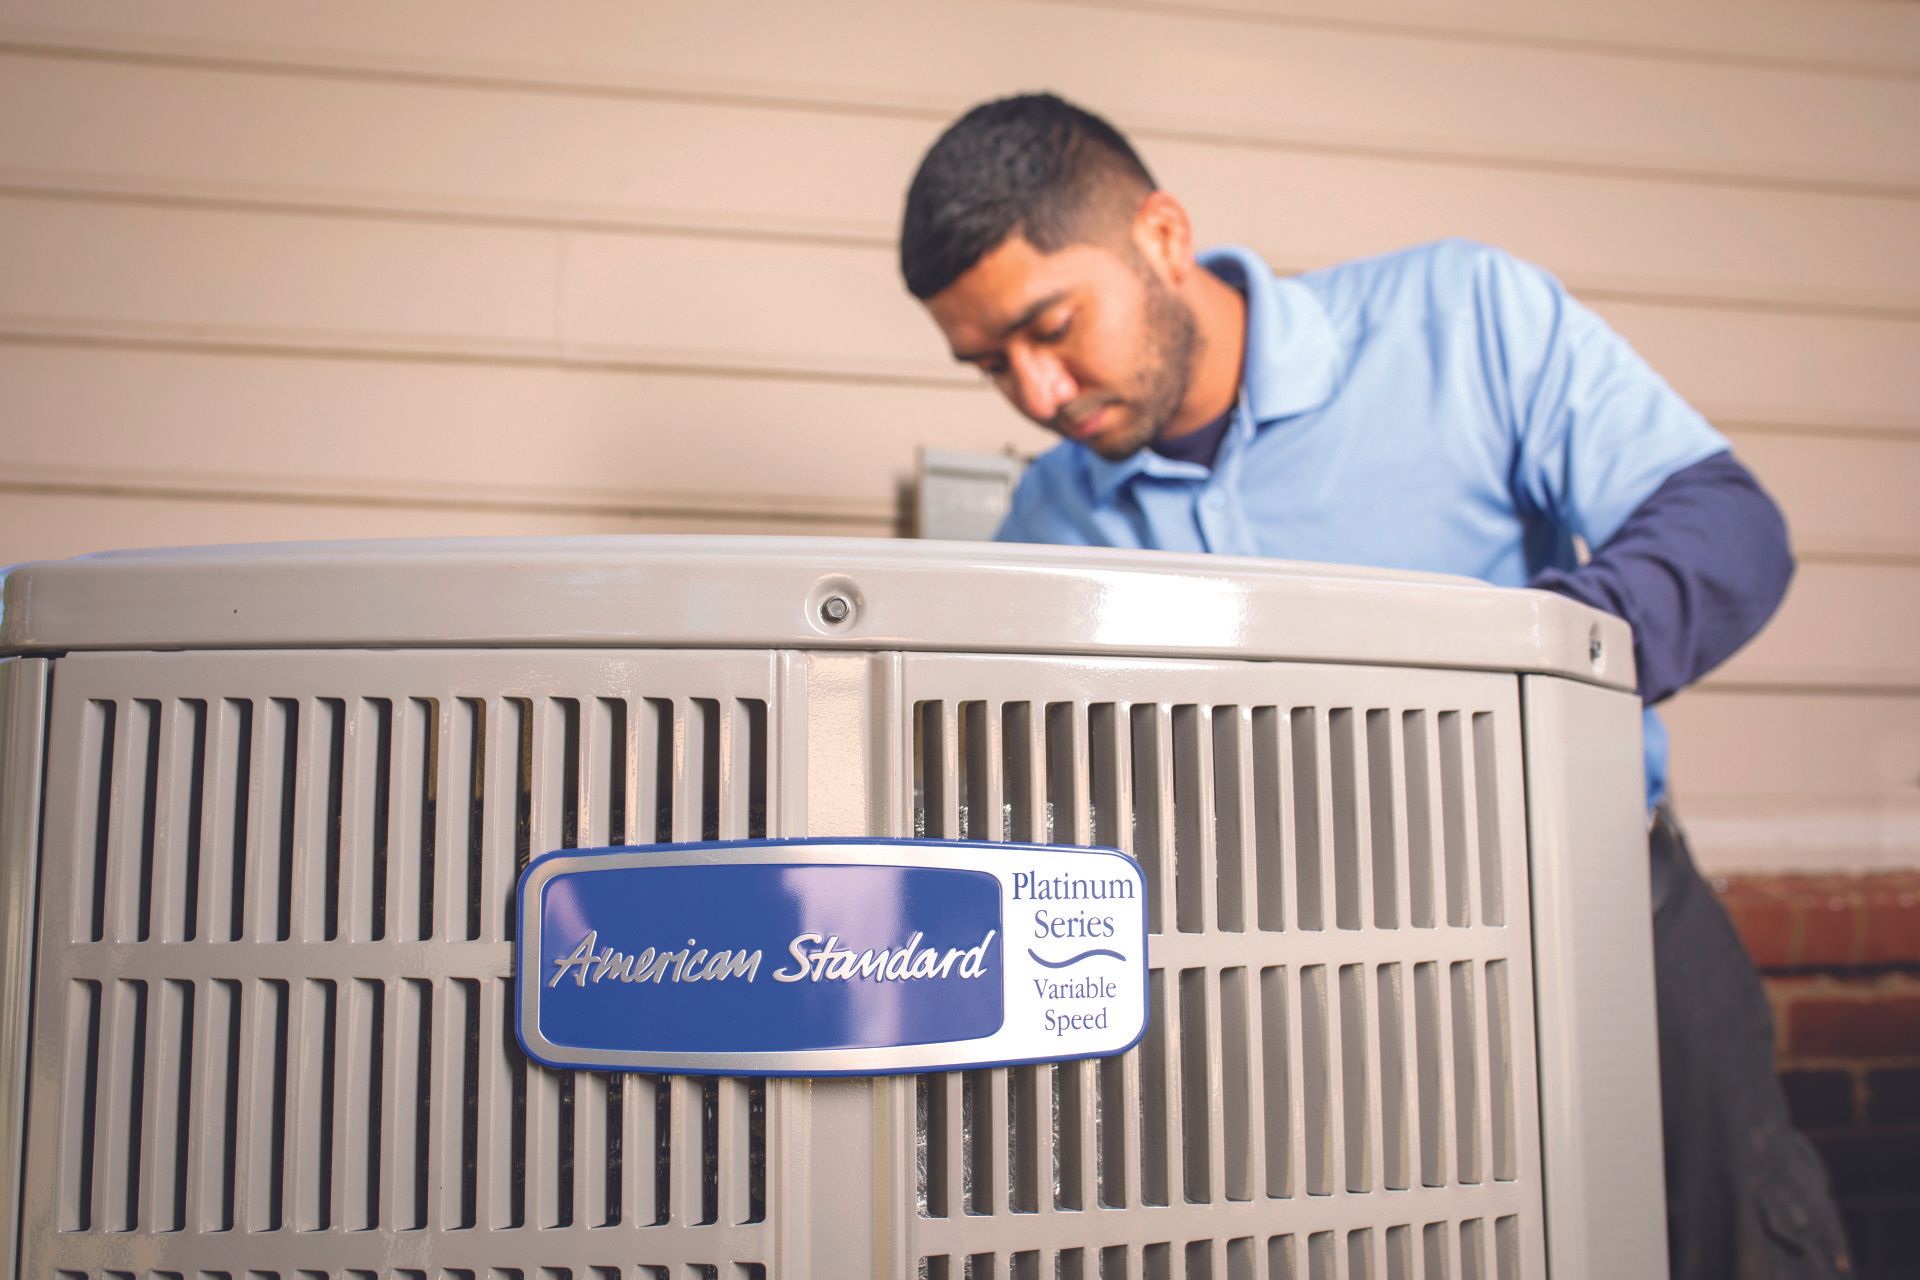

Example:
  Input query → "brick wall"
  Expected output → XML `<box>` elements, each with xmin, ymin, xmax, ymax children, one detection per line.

<box><xmin>1717</xmin><ymin>872</ymin><xmax>1920</xmax><ymax>1277</ymax></box>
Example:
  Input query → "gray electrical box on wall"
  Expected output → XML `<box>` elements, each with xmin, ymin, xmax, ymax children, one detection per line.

<box><xmin>916</xmin><ymin>448</ymin><xmax>1025</xmax><ymax>541</ymax></box>
<box><xmin>0</xmin><ymin>536</ymin><xmax>1667</xmax><ymax>1279</ymax></box>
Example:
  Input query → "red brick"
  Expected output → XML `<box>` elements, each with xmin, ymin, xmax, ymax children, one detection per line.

<box><xmin>1862</xmin><ymin>885</ymin><xmax>1920</xmax><ymax>968</ymax></box>
<box><xmin>1782</xmin><ymin>1068</ymin><xmax>1857</xmax><ymax>1129</ymax></box>
<box><xmin>1868</xmin><ymin>1067</ymin><xmax>1920</xmax><ymax>1126</ymax></box>
<box><xmin>1787</xmin><ymin>993</ymin><xmax>1920</xmax><ymax>1060</ymax></box>
<box><xmin>1797</xmin><ymin>888</ymin><xmax>1867</xmax><ymax>968</ymax></box>
<box><xmin>1725</xmin><ymin>889</ymin><xmax>1798</xmax><ymax>970</ymax></box>
<box><xmin>1723</xmin><ymin>872</ymin><xmax>1920</xmax><ymax>972</ymax></box>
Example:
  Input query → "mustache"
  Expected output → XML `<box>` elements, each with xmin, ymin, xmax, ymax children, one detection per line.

<box><xmin>1049</xmin><ymin>396</ymin><xmax>1126</xmax><ymax>433</ymax></box>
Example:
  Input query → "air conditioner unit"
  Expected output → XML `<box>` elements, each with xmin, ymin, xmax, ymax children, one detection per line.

<box><xmin>0</xmin><ymin>537</ymin><xmax>1665</xmax><ymax>1280</ymax></box>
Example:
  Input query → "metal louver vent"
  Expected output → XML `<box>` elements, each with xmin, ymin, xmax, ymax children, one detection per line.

<box><xmin>903</xmin><ymin>655</ymin><xmax>1543</xmax><ymax>1280</ymax></box>
<box><xmin>25</xmin><ymin>650</ymin><xmax>777</xmax><ymax>1278</ymax></box>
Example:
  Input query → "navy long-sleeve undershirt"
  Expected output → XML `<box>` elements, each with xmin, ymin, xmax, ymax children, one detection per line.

<box><xmin>1530</xmin><ymin>450</ymin><xmax>1794</xmax><ymax>705</ymax></box>
<box><xmin>1152</xmin><ymin>428</ymin><xmax>1794</xmax><ymax>706</ymax></box>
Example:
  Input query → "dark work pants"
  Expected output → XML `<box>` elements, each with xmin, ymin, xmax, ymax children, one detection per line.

<box><xmin>1651</xmin><ymin>805</ymin><xmax>1852</xmax><ymax>1279</ymax></box>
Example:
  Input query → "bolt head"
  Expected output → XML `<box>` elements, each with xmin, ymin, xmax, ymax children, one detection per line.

<box><xmin>820</xmin><ymin>595</ymin><xmax>851</xmax><ymax>624</ymax></box>
<box><xmin>1589</xmin><ymin>636</ymin><xmax>1603</xmax><ymax>661</ymax></box>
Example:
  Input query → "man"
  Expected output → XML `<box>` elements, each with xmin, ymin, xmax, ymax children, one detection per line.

<box><xmin>900</xmin><ymin>93</ymin><xmax>1848</xmax><ymax>1278</ymax></box>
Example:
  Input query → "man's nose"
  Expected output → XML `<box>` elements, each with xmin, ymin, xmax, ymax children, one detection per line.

<box><xmin>1009</xmin><ymin>349</ymin><xmax>1076</xmax><ymax>424</ymax></box>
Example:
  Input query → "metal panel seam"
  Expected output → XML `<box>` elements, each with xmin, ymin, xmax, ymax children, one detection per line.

<box><xmin>1515</xmin><ymin>673</ymin><xmax>1555</xmax><ymax>1280</ymax></box>
<box><xmin>0</xmin><ymin>658</ymin><xmax>51</xmax><ymax>1280</ymax></box>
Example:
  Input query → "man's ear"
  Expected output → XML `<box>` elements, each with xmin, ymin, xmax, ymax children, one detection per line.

<box><xmin>1132</xmin><ymin>191</ymin><xmax>1195</xmax><ymax>286</ymax></box>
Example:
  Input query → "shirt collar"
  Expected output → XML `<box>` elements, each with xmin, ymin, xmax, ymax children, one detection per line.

<box><xmin>1199</xmin><ymin>244</ymin><xmax>1342</xmax><ymax>424</ymax></box>
<box><xmin>1078</xmin><ymin>245</ymin><xmax>1343</xmax><ymax>501</ymax></box>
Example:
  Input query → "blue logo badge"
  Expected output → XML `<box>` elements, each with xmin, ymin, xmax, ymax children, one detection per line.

<box><xmin>515</xmin><ymin>839</ymin><xmax>1149</xmax><ymax>1076</ymax></box>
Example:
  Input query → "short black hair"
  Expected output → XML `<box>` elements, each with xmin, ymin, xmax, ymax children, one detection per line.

<box><xmin>899</xmin><ymin>93</ymin><xmax>1157</xmax><ymax>301</ymax></box>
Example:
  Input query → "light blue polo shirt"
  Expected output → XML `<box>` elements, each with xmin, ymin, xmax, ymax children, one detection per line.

<box><xmin>996</xmin><ymin>238</ymin><xmax>1730</xmax><ymax>809</ymax></box>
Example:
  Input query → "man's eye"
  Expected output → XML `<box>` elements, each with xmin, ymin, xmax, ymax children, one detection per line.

<box><xmin>1036</xmin><ymin>319</ymin><xmax>1072</xmax><ymax>343</ymax></box>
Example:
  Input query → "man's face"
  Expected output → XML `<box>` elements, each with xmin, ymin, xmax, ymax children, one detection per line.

<box><xmin>925</xmin><ymin>234</ymin><xmax>1197</xmax><ymax>461</ymax></box>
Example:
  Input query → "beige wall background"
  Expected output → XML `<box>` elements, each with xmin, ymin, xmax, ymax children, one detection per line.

<box><xmin>0</xmin><ymin>0</ymin><xmax>1915</xmax><ymax>873</ymax></box>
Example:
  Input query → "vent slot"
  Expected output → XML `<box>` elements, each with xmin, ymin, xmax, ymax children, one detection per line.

<box><xmin>1088</xmin><ymin>703</ymin><xmax>1121</xmax><ymax>848</ymax></box>
<box><xmin>1138</xmin><ymin>968</ymin><xmax>1172</xmax><ymax>1207</ymax></box>
<box><xmin>153</xmin><ymin>977</ymin><xmax>194</xmax><ymax>1233</ymax></box>
<box><xmin>1178</xmin><ymin>966</ymin><xmax>1211</xmax><ymax>1204</ymax></box>
<box><xmin>1292</xmin><ymin>709</ymin><xmax>1325</xmax><ymax>932</ymax></box>
<box><xmin>208</xmin><ymin>978</ymin><xmax>241</xmax><ymax>1232</ymax></box>
<box><xmin>1386</xmin><ymin>1223</ymin><xmax>1412</xmax><ymax>1280</ymax></box>
<box><xmin>1402</xmin><ymin>711</ymin><xmax>1437</xmax><ymax>930</ymax></box>
<box><xmin>1348</xmin><ymin>1227</ymin><xmax>1375</xmax><ymax>1280</ymax></box>
<box><xmin>213</xmin><ymin>698</ymin><xmax>254</xmax><ymax>943</ymax></box>
<box><xmin>1300</xmin><ymin>965</ymin><xmax>1332</xmax><ymax>1197</ymax></box>
<box><xmin>963</xmin><ymin>1069</ymin><xmax>997</xmax><ymax>1216</ymax></box>
<box><xmin>645</xmin><ymin>696</ymin><xmax>675</xmax><ymax>843</ymax></box>
<box><xmin>400</xmin><ymin>697</ymin><xmax>436</xmax><ymax>942</ymax></box>
<box><xmin>1008</xmin><ymin>1065</ymin><xmax>1041</xmax><ymax>1213</ymax></box>
<box><xmin>1045</xmin><ymin>701</ymin><xmax>1076</xmax><ymax>845</ymax></box>
<box><xmin>1424</xmin><ymin>1222</ymin><xmax>1450</xmax><ymax>1279</ymax></box>
<box><xmin>391</xmin><ymin>977</ymin><xmax>431</xmax><ymax>1230</ymax></box>
<box><xmin>1415</xmin><ymin>961</ymin><xmax>1446</xmax><ymax>1189</ymax></box>
<box><xmin>1366</xmin><ymin>710</ymin><xmax>1400</xmax><ymax>930</ymax></box>
<box><xmin>1259</xmin><ymin>965</ymin><xmax>1292</xmax><ymax>1200</ymax></box>
<box><xmin>1129</xmin><ymin>704</ymin><xmax>1165</xmax><ymax>936</ymax></box>
<box><xmin>1053</xmin><ymin>1060</ymin><xmax>1088</xmax><ymax>1211</ymax></box>
<box><xmin>133</xmin><ymin>700</ymin><xmax>160</xmax><ymax>945</ymax></box>
<box><xmin>1218</xmin><ymin>966</ymin><xmax>1252</xmax><ymax>1202</ymax></box>
<box><xmin>55</xmin><ymin>980</ymin><xmax>101</xmax><ymax>1231</ymax></box>
<box><xmin>914</xmin><ymin>699</ymin><xmax>951</xmax><ymax>840</ymax></box>
<box><xmin>292</xmin><ymin>976</ymin><xmax>337</xmax><ymax>1231</ymax></box>
<box><xmin>1439</xmin><ymin>712</ymin><xmax>1473</xmax><ymax>929</ymax></box>
<box><xmin>1096</xmin><ymin>1051</ymin><xmax>1128</xmax><ymax>1209</ymax></box>
<box><xmin>319</xmin><ymin>697</ymin><xmax>346</xmax><ymax>943</ymax></box>
<box><xmin>1330</xmin><ymin>709</ymin><xmax>1362</xmax><ymax>931</ymax></box>
<box><xmin>1379</xmin><ymin>964</ymin><xmax>1410</xmax><ymax>1192</ymax></box>
<box><xmin>1451</xmin><ymin>962</ymin><xmax>1483</xmax><ymax>1186</ymax></box>
<box><xmin>105</xmin><ymin>977</ymin><xmax>148</xmax><ymax>1232</ymax></box>
<box><xmin>1462</xmin><ymin>1217</ymin><xmax>1488</xmax><ymax>1279</ymax></box>
<box><xmin>959</xmin><ymin>700</ymin><xmax>989</xmax><ymax>842</ymax></box>
<box><xmin>921</xmin><ymin>1074</ymin><xmax>960</xmax><ymax>1220</ymax></box>
<box><xmin>1473</xmin><ymin>713</ymin><xmax>1505</xmax><ymax>927</ymax></box>
<box><xmin>1340</xmin><ymin>964</ymin><xmax>1371</xmax><ymax>1194</ymax></box>
<box><xmin>1309</xmin><ymin>1230</ymin><xmax>1335</xmax><ymax>1280</ymax></box>
<box><xmin>1252</xmin><ymin>707</ymin><xmax>1285</xmax><ymax>932</ymax></box>
<box><xmin>1487</xmin><ymin>961</ymin><xmax>1517</xmax><ymax>1183</ymax></box>
<box><xmin>1003</xmin><ymin>703</ymin><xmax>1035</xmax><ymax>842</ymax></box>
<box><xmin>1212</xmin><ymin>707</ymin><xmax>1247</xmax><ymax>934</ymax></box>
<box><xmin>1171</xmin><ymin>705</ymin><xmax>1205</xmax><ymax>934</ymax></box>
<box><xmin>77</xmin><ymin>700</ymin><xmax>115</xmax><ymax>942</ymax></box>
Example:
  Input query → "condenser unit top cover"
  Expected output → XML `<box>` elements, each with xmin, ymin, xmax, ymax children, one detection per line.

<box><xmin>0</xmin><ymin>535</ymin><xmax>1634</xmax><ymax>688</ymax></box>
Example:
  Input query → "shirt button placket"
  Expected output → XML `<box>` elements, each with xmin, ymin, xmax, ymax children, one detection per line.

<box><xmin>1197</xmin><ymin>488</ymin><xmax>1228</xmax><ymax>552</ymax></box>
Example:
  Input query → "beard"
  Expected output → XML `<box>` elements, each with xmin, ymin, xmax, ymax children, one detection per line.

<box><xmin>1056</xmin><ymin>272</ymin><xmax>1199</xmax><ymax>462</ymax></box>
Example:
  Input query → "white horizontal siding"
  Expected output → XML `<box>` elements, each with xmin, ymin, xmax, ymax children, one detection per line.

<box><xmin>3</xmin><ymin>196</ymin><xmax>1916</xmax><ymax>428</ymax></box>
<box><xmin>1664</xmin><ymin>688</ymin><xmax>1920</xmax><ymax>872</ymax></box>
<box><xmin>2</xmin><ymin>349</ymin><xmax>1910</xmax><ymax>563</ymax></box>
<box><xmin>0</xmin><ymin>345</ymin><xmax>1015</xmax><ymax>527</ymax></box>
<box><xmin>2</xmin><ymin>0</ymin><xmax>1916</xmax><ymax>183</ymax></box>
<box><xmin>0</xmin><ymin>490</ymin><xmax>888</xmax><ymax>566</ymax></box>
<box><xmin>1081</xmin><ymin>0</ymin><xmax>1920</xmax><ymax>74</ymax></box>
<box><xmin>3</xmin><ymin>50</ymin><xmax>1916</xmax><ymax>314</ymax></box>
